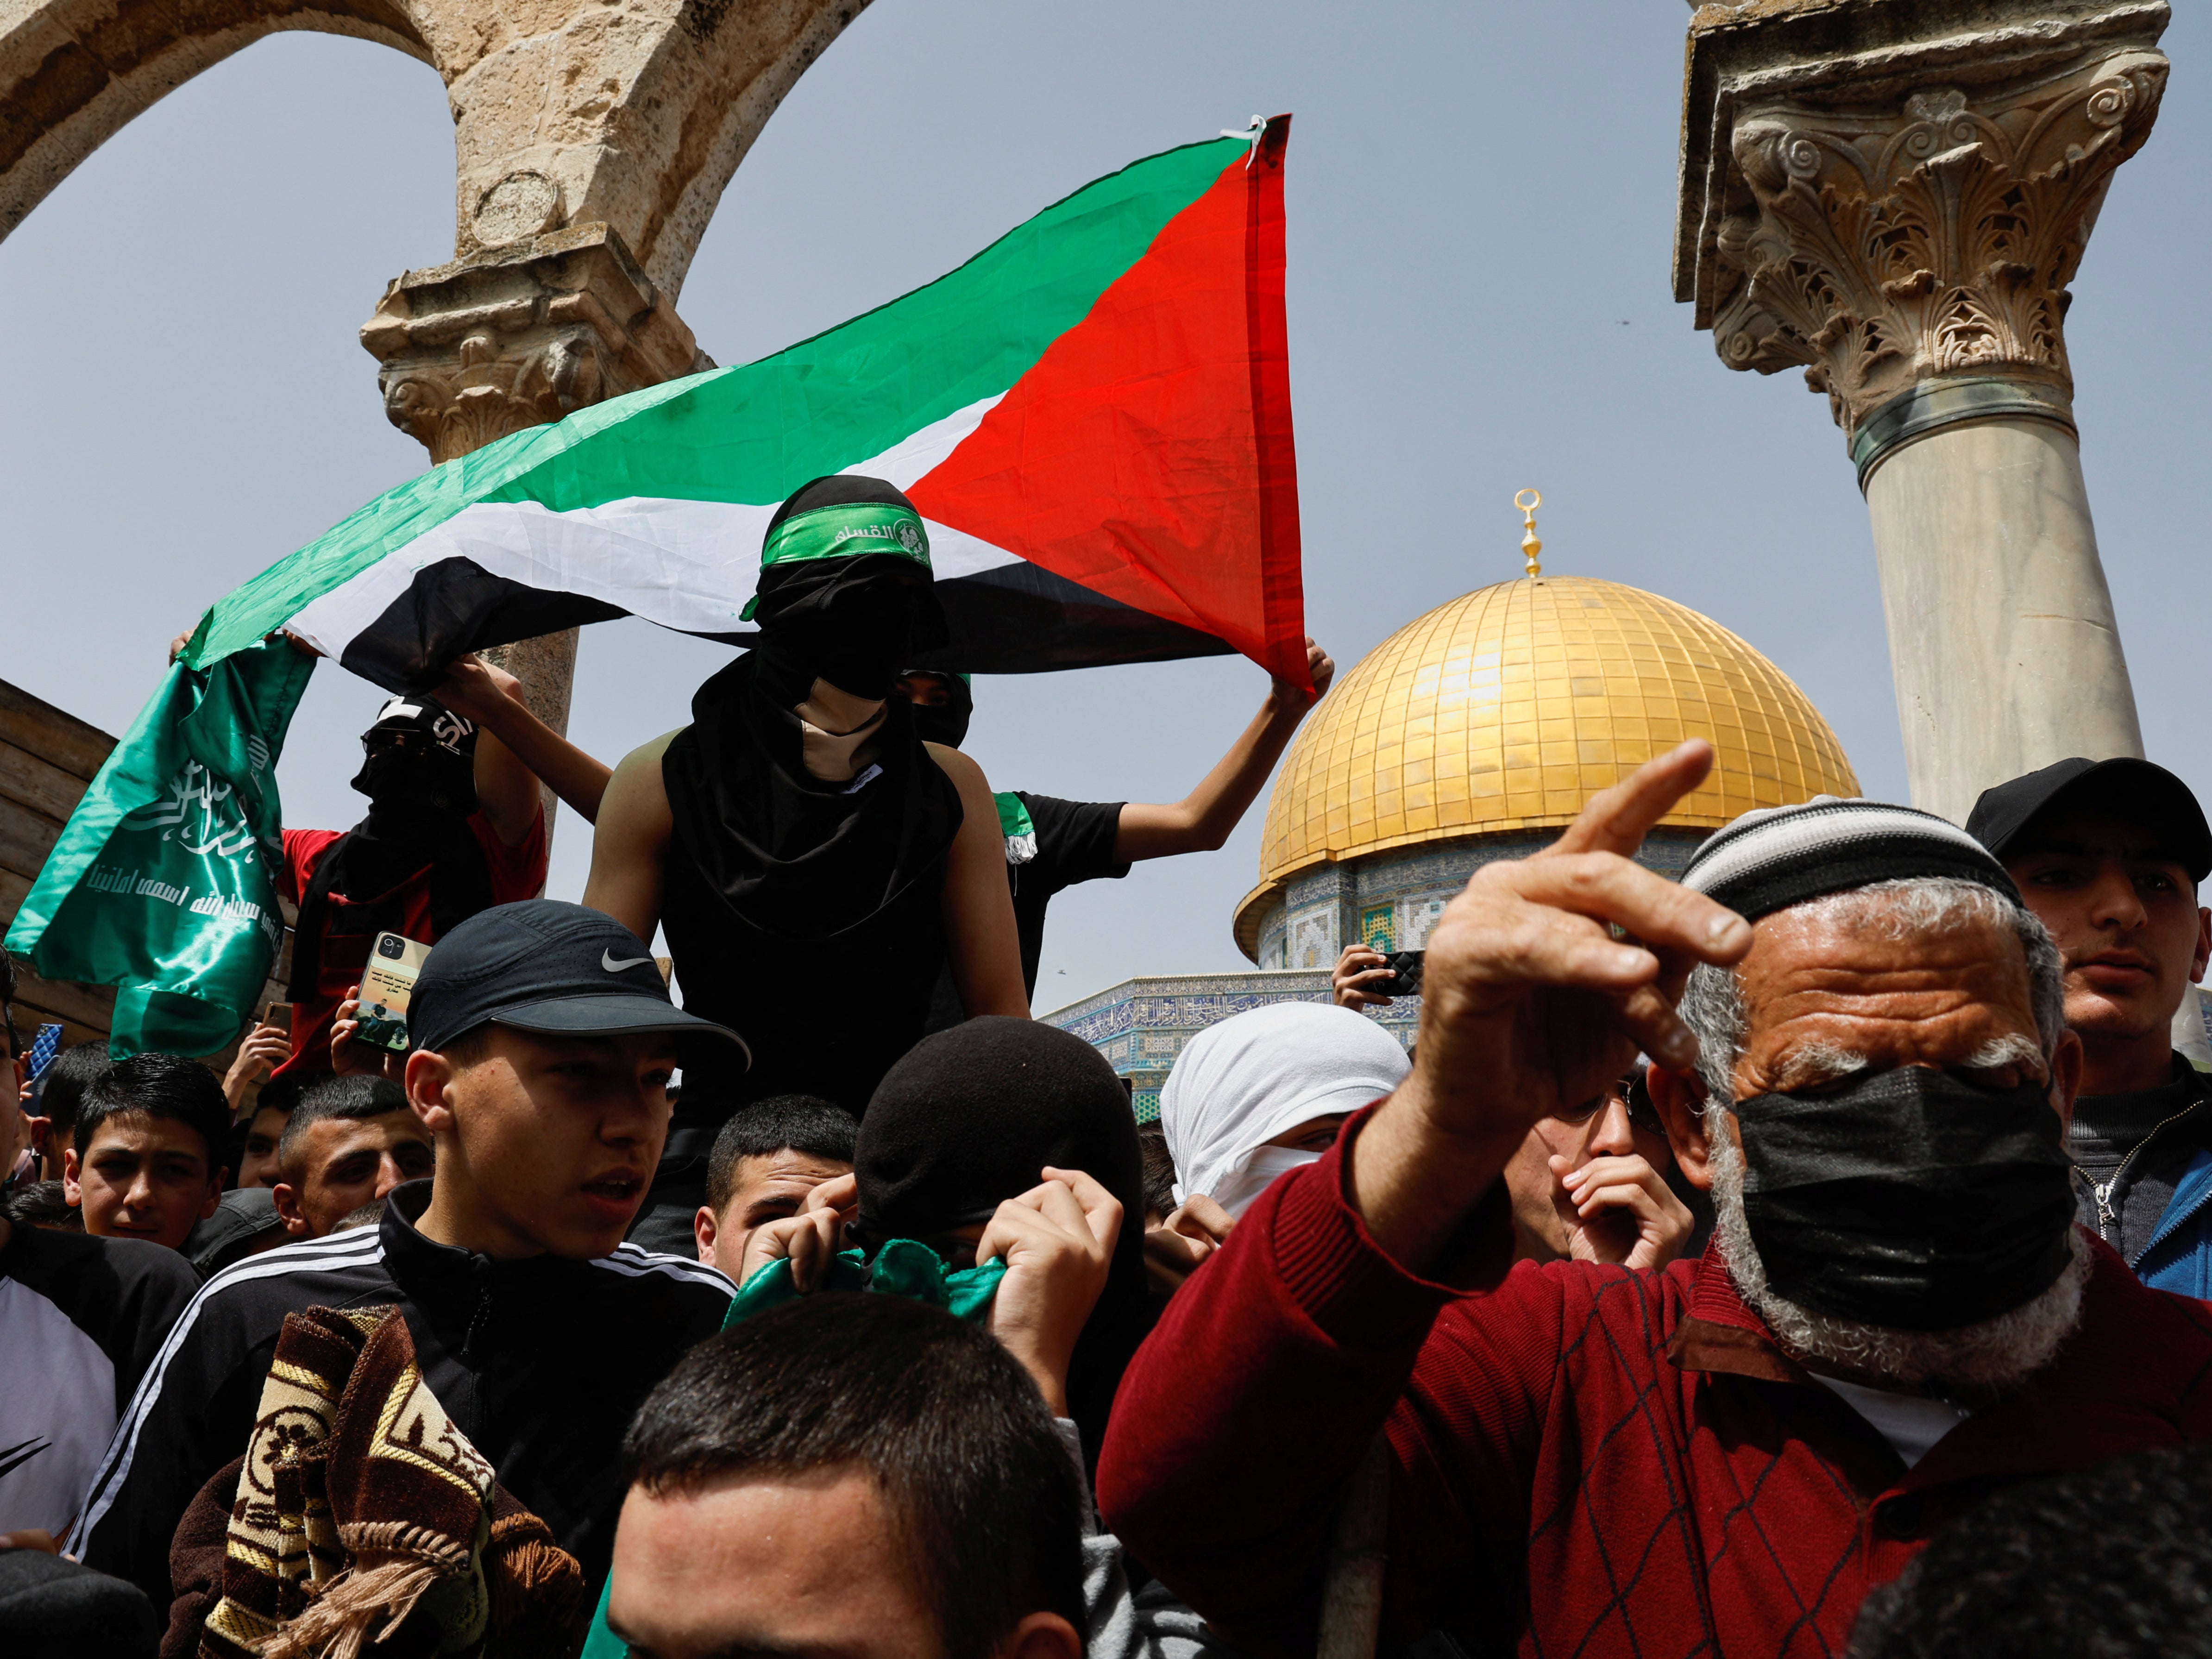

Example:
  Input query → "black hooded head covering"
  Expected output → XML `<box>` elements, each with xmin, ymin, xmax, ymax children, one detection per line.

<box><xmin>854</xmin><ymin>1016</ymin><xmax>1153</xmax><ymax>1467</ymax></box>
<box><xmin>289</xmin><ymin>695</ymin><xmax>491</xmax><ymax>1003</ymax></box>
<box><xmin>898</xmin><ymin>666</ymin><xmax>974</xmax><ymax>749</ymax></box>
<box><xmin>661</xmin><ymin>476</ymin><xmax>962</xmax><ymax>943</ymax></box>
<box><xmin>747</xmin><ymin>474</ymin><xmax>949</xmax><ymax>704</ymax></box>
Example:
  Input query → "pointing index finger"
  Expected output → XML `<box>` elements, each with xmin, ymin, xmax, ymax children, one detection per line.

<box><xmin>1546</xmin><ymin>741</ymin><xmax>1715</xmax><ymax>861</ymax></box>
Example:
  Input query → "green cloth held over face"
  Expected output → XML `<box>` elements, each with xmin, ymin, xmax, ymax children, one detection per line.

<box><xmin>722</xmin><ymin>1237</ymin><xmax>1006</xmax><ymax>1328</ymax></box>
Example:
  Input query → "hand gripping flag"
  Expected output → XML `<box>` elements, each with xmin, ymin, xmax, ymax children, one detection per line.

<box><xmin>180</xmin><ymin>116</ymin><xmax>1307</xmax><ymax>686</ymax></box>
<box><xmin>8</xmin><ymin>119</ymin><xmax>1304</xmax><ymax>1057</ymax></box>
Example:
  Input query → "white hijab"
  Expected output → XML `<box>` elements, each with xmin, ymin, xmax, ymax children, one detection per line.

<box><xmin>1161</xmin><ymin>1001</ymin><xmax>1410</xmax><ymax>1219</ymax></box>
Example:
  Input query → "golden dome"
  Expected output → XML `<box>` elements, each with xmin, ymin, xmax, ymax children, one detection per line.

<box><xmin>1239</xmin><ymin>573</ymin><xmax>1859</xmax><ymax>940</ymax></box>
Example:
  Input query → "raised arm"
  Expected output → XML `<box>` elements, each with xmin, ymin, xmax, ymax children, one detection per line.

<box><xmin>582</xmin><ymin>732</ymin><xmax>679</xmax><ymax>944</ymax></box>
<box><xmin>1113</xmin><ymin>639</ymin><xmax>1333</xmax><ymax>862</ymax></box>
<box><xmin>1098</xmin><ymin>744</ymin><xmax>1753</xmax><ymax>1652</ymax></box>
<box><xmin>1347</xmin><ymin>741</ymin><xmax>1747</xmax><ymax>1274</ymax></box>
<box><xmin>928</xmin><ymin>742</ymin><xmax>1028</xmax><ymax>1018</ymax></box>
<box><xmin>436</xmin><ymin>653</ymin><xmax>616</xmax><ymax>831</ymax></box>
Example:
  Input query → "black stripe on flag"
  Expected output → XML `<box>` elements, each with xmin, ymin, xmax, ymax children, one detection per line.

<box><xmin>342</xmin><ymin>553</ymin><xmax>1232</xmax><ymax>691</ymax></box>
<box><xmin>341</xmin><ymin>559</ymin><xmax>627</xmax><ymax>690</ymax></box>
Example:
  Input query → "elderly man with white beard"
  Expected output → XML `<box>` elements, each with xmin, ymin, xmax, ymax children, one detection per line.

<box><xmin>1096</xmin><ymin>743</ymin><xmax>2212</xmax><ymax>1659</ymax></box>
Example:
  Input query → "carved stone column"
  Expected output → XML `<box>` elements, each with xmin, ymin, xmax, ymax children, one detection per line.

<box><xmin>362</xmin><ymin>222</ymin><xmax>708</xmax><ymax>464</ymax></box>
<box><xmin>361</xmin><ymin>223</ymin><xmax>710</xmax><ymax>838</ymax></box>
<box><xmin>1678</xmin><ymin>0</ymin><xmax>2168</xmax><ymax>825</ymax></box>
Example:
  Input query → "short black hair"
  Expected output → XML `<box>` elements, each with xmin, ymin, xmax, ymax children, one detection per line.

<box><xmin>704</xmin><ymin>1095</ymin><xmax>857</xmax><ymax>1213</ymax></box>
<box><xmin>333</xmin><ymin>1197</ymin><xmax>387</xmax><ymax>1232</ymax></box>
<box><xmin>277</xmin><ymin>1075</ymin><xmax>412</xmax><ymax>1181</ymax></box>
<box><xmin>624</xmin><ymin>1295</ymin><xmax>1084</xmax><ymax>1659</ymax></box>
<box><xmin>74</xmin><ymin>1052</ymin><xmax>231</xmax><ymax>1177</ymax></box>
<box><xmin>1136</xmin><ymin>1127</ymin><xmax>1178</xmax><ymax>1222</ymax></box>
<box><xmin>251</xmin><ymin>1072</ymin><xmax>309</xmax><ymax>1124</ymax></box>
<box><xmin>1848</xmin><ymin>1442</ymin><xmax>2212</xmax><ymax>1658</ymax></box>
<box><xmin>38</xmin><ymin>1041</ymin><xmax>113</xmax><ymax>1139</ymax></box>
<box><xmin>433</xmin><ymin>1022</ymin><xmax>498</xmax><ymax>1068</ymax></box>
<box><xmin>1</xmin><ymin>1179</ymin><xmax>82</xmax><ymax>1231</ymax></box>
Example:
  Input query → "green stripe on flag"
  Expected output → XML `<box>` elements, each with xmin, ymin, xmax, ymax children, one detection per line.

<box><xmin>189</xmin><ymin>133</ymin><xmax>1250</xmax><ymax>668</ymax></box>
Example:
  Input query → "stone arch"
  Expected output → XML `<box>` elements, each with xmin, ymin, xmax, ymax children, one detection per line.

<box><xmin>0</xmin><ymin>0</ymin><xmax>434</xmax><ymax>243</ymax></box>
<box><xmin>1</xmin><ymin>0</ymin><xmax>871</xmax><ymax>297</ymax></box>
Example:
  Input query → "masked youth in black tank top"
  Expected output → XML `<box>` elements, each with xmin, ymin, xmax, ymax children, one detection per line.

<box><xmin>659</xmin><ymin>476</ymin><xmax>964</xmax><ymax>1124</ymax></box>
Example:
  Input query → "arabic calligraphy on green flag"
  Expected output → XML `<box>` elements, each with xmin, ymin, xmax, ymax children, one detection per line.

<box><xmin>5</xmin><ymin>638</ymin><xmax>314</xmax><ymax>1056</ymax></box>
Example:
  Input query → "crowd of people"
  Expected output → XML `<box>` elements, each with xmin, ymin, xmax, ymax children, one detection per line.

<box><xmin>5</xmin><ymin>476</ymin><xmax>2212</xmax><ymax>1658</ymax></box>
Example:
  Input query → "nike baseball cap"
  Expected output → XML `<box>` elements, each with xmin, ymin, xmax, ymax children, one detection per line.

<box><xmin>1965</xmin><ymin>757</ymin><xmax>2212</xmax><ymax>884</ymax></box>
<box><xmin>408</xmin><ymin>900</ymin><xmax>749</xmax><ymax>1067</ymax></box>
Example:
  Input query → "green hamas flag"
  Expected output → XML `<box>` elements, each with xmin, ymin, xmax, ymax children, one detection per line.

<box><xmin>5</xmin><ymin>639</ymin><xmax>314</xmax><ymax>1056</ymax></box>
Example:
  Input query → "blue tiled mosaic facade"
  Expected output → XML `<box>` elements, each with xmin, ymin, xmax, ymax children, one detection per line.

<box><xmin>1254</xmin><ymin>827</ymin><xmax>1710</xmax><ymax>970</ymax></box>
<box><xmin>1047</xmin><ymin>829</ymin><xmax>1714</xmax><ymax>1122</ymax></box>
<box><xmin>1038</xmin><ymin>969</ymin><xmax>1417</xmax><ymax>1124</ymax></box>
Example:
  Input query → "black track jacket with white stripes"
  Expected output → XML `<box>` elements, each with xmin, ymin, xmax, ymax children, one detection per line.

<box><xmin>77</xmin><ymin>1179</ymin><xmax>732</xmax><ymax>1603</ymax></box>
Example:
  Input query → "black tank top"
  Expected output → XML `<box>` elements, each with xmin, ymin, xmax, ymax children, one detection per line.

<box><xmin>656</xmin><ymin>652</ymin><xmax>963</xmax><ymax>1153</ymax></box>
<box><xmin>659</xmin><ymin>830</ymin><xmax>949</xmax><ymax>1137</ymax></box>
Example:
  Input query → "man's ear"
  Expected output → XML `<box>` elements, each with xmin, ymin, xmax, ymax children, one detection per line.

<box><xmin>2193</xmin><ymin>905</ymin><xmax>2210</xmax><ymax>984</ymax></box>
<box><xmin>61</xmin><ymin>1145</ymin><xmax>82</xmax><ymax>1203</ymax></box>
<box><xmin>2050</xmin><ymin>1027</ymin><xmax>2084</xmax><ymax>1133</ymax></box>
<box><xmin>693</xmin><ymin>1205</ymin><xmax>718</xmax><ymax>1266</ymax></box>
<box><xmin>405</xmin><ymin>1049</ymin><xmax>459</xmax><ymax>1137</ymax></box>
<box><xmin>1644</xmin><ymin>1065</ymin><xmax>1715</xmax><ymax>1193</ymax></box>
<box><xmin>273</xmin><ymin>1182</ymin><xmax>310</xmax><ymax>1238</ymax></box>
<box><xmin>198</xmin><ymin>1175</ymin><xmax>223</xmax><ymax>1222</ymax></box>
<box><xmin>996</xmin><ymin>1612</ymin><xmax>1083</xmax><ymax>1659</ymax></box>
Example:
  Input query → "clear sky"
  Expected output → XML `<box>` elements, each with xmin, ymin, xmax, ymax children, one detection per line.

<box><xmin>5</xmin><ymin>1</ymin><xmax>2207</xmax><ymax>1011</ymax></box>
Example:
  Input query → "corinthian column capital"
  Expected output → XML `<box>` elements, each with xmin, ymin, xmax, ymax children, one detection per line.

<box><xmin>1678</xmin><ymin>0</ymin><xmax>2168</xmax><ymax>468</ymax></box>
<box><xmin>360</xmin><ymin>223</ymin><xmax>710</xmax><ymax>466</ymax></box>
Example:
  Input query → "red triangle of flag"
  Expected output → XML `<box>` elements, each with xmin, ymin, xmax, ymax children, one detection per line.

<box><xmin>908</xmin><ymin>119</ymin><xmax>1307</xmax><ymax>685</ymax></box>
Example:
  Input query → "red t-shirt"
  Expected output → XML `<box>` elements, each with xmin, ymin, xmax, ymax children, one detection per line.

<box><xmin>273</xmin><ymin>810</ymin><xmax>547</xmax><ymax>1079</ymax></box>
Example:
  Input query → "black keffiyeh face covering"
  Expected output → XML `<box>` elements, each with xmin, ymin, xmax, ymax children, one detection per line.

<box><xmin>660</xmin><ymin>476</ymin><xmax>962</xmax><ymax>942</ymax></box>
<box><xmin>899</xmin><ymin>669</ymin><xmax>974</xmax><ymax>748</ymax></box>
<box><xmin>350</xmin><ymin>696</ymin><xmax>478</xmax><ymax>818</ymax></box>
<box><xmin>740</xmin><ymin>475</ymin><xmax>949</xmax><ymax>703</ymax></box>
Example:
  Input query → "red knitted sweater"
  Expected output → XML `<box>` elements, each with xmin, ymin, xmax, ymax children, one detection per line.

<box><xmin>1097</xmin><ymin>1109</ymin><xmax>2212</xmax><ymax>1657</ymax></box>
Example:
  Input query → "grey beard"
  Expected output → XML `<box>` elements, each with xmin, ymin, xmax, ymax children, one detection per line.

<box><xmin>1707</xmin><ymin>1125</ymin><xmax>2090</xmax><ymax>1392</ymax></box>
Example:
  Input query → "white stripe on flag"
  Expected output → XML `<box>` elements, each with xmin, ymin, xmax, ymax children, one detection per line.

<box><xmin>283</xmin><ymin>395</ymin><xmax>1018</xmax><ymax>657</ymax></box>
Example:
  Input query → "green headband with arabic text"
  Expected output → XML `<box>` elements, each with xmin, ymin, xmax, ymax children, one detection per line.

<box><xmin>739</xmin><ymin>502</ymin><xmax>934</xmax><ymax>621</ymax></box>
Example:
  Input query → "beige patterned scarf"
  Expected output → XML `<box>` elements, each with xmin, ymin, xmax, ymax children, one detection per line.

<box><xmin>195</xmin><ymin>1304</ymin><xmax>582</xmax><ymax>1659</ymax></box>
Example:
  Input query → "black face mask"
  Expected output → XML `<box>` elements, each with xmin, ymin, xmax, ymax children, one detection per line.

<box><xmin>902</xmin><ymin>672</ymin><xmax>973</xmax><ymax>748</ymax></box>
<box><xmin>351</xmin><ymin>733</ymin><xmax>478</xmax><ymax>817</ymax></box>
<box><xmin>812</xmin><ymin>609</ymin><xmax>911</xmax><ymax>701</ymax></box>
<box><xmin>1735</xmin><ymin>1067</ymin><xmax>2077</xmax><ymax>1332</ymax></box>
<box><xmin>770</xmin><ymin>580</ymin><xmax>931</xmax><ymax>703</ymax></box>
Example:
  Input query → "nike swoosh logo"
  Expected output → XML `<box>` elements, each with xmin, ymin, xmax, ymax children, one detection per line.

<box><xmin>0</xmin><ymin>1436</ymin><xmax>50</xmax><ymax>1482</ymax></box>
<box><xmin>602</xmin><ymin>950</ymin><xmax>654</xmax><ymax>974</ymax></box>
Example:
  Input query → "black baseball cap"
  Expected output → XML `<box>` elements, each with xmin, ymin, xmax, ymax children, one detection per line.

<box><xmin>409</xmin><ymin>900</ymin><xmax>749</xmax><ymax>1067</ymax></box>
<box><xmin>1965</xmin><ymin>757</ymin><xmax>2212</xmax><ymax>884</ymax></box>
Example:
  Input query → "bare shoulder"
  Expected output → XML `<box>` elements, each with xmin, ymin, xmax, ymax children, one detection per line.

<box><xmin>622</xmin><ymin>728</ymin><xmax>685</xmax><ymax>772</ymax></box>
<box><xmin>922</xmin><ymin>741</ymin><xmax>982</xmax><ymax>786</ymax></box>
<box><xmin>594</xmin><ymin>730</ymin><xmax>684</xmax><ymax>846</ymax></box>
<box><xmin>613</xmin><ymin>730</ymin><xmax>684</xmax><ymax>797</ymax></box>
<box><xmin>923</xmin><ymin>742</ymin><xmax>999</xmax><ymax>807</ymax></box>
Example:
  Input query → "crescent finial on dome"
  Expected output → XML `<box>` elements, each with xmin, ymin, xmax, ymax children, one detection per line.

<box><xmin>1516</xmin><ymin>488</ymin><xmax>1542</xmax><ymax>578</ymax></box>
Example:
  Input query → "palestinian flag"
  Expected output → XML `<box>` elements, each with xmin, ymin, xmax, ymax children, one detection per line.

<box><xmin>180</xmin><ymin>117</ymin><xmax>1305</xmax><ymax>686</ymax></box>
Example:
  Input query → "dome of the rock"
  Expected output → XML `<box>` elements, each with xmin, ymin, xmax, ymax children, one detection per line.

<box><xmin>1236</xmin><ymin>572</ymin><xmax>1860</xmax><ymax>965</ymax></box>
